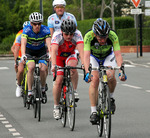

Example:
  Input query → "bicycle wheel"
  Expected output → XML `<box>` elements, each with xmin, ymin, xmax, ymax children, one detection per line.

<box><xmin>67</xmin><ymin>82</ymin><xmax>75</xmax><ymax>131</ymax></box>
<box><xmin>103</xmin><ymin>86</ymin><xmax>111</xmax><ymax>138</ymax></box>
<box><xmin>97</xmin><ymin>90</ymin><xmax>104</xmax><ymax>137</ymax></box>
<box><xmin>37</xmin><ymin>81</ymin><xmax>41</xmax><ymax>122</ymax></box>
<box><xmin>60</xmin><ymin>92</ymin><xmax>67</xmax><ymax>127</ymax></box>
<box><xmin>23</xmin><ymin>75</ymin><xmax>28</xmax><ymax>108</ymax></box>
<box><xmin>33</xmin><ymin>88</ymin><xmax>38</xmax><ymax>118</ymax></box>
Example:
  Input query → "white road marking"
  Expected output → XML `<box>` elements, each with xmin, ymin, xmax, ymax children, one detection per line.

<box><xmin>5</xmin><ymin>124</ymin><xmax>12</xmax><ymax>128</ymax></box>
<box><xmin>0</xmin><ymin>117</ymin><xmax>6</xmax><ymax>120</ymax></box>
<box><xmin>12</xmin><ymin>132</ymin><xmax>20</xmax><ymax>136</ymax></box>
<box><xmin>146</xmin><ymin>90</ymin><xmax>150</xmax><ymax>93</ymax></box>
<box><xmin>124</xmin><ymin>64</ymin><xmax>135</xmax><ymax>67</ymax></box>
<box><xmin>0</xmin><ymin>112</ymin><xmax>23</xmax><ymax>137</ymax></box>
<box><xmin>121</xmin><ymin>84</ymin><xmax>142</xmax><ymax>89</ymax></box>
<box><xmin>9</xmin><ymin>128</ymin><xmax>16</xmax><ymax>132</ymax></box>
<box><xmin>0</xmin><ymin>67</ymin><xmax>9</xmax><ymax>70</ymax></box>
<box><xmin>2</xmin><ymin>121</ymin><xmax>9</xmax><ymax>124</ymax></box>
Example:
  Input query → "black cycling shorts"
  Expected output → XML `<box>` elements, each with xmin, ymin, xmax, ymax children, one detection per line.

<box><xmin>26</xmin><ymin>46</ymin><xmax>47</xmax><ymax>57</ymax></box>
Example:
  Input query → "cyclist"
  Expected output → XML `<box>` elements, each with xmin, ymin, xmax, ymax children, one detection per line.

<box><xmin>12</xmin><ymin>21</ymin><xmax>30</xmax><ymax>97</ymax></box>
<box><xmin>51</xmin><ymin>19</ymin><xmax>84</xmax><ymax>120</ymax></box>
<box><xmin>84</xmin><ymin>18</ymin><xmax>127</xmax><ymax>124</ymax></box>
<box><xmin>21</xmin><ymin>12</ymin><xmax>51</xmax><ymax>103</ymax></box>
<box><xmin>47</xmin><ymin>0</ymin><xmax>77</xmax><ymax>37</ymax></box>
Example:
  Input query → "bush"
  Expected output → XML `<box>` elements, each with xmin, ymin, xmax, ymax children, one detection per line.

<box><xmin>0</xmin><ymin>34</ymin><xmax>15</xmax><ymax>52</ymax></box>
<box><xmin>77</xmin><ymin>16</ymin><xmax>134</xmax><ymax>36</ymax></box>
<box><xmin>143</xmin><ymin>40</ymin><xmax>150</xmax><ymax>45</ymax></box>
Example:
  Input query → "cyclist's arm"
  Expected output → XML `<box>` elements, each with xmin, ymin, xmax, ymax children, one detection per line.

<box><xmin>114</xmin><ymin>50</ymin><xmax>123</xmax><ymax>71</ymax></box>
<box><xmin>14</xmin><ymin>46</ymin><xmax>20</xmax><ymax>60</ymax></box>
<box><xmin>84</xmin><ymin>51</ymin><xmax>90</xmax><ymax>73</ymax></box>
<box><xmin>46</xmin><ymin>37</ymin><xmax>51</xmax><ymax>57</ymax></box>
<box><xmin>50</xmin><ymin>28</ymin><xmax>54</xmax><ymax>37</ymax></box>
<box><xmin>21</xmin><ymin>37</ymin><xmax>27</xmax><ymax>56</ymax></box>
<box><xmin>76</xmin><ymin>43</ymin><xmax>84</xmax><ymax>65</ymax></box>
<box><xmin>51</xmin><ymin>44</ymin><xmax>58</xmax><ymax>66</ymax></box>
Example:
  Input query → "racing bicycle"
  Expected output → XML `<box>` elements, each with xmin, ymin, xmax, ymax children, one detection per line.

<box><xmin>88</xmin><ymin>62</ymin><xmax>126</xmax><ymax>138</ymax></box>
<box><xmin>53</xmin><ymin>65</ymin><xmax>85</xmax><ymax>131</ymax></box>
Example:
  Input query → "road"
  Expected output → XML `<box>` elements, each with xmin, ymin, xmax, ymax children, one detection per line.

<box><xmin>0</xmin><ymin>59</ymin><xmax>150</xmax><ymax>138</ymax></box>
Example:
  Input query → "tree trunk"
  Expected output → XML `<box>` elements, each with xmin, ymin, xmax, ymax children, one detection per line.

<box><xmin>81</xmin><ymin>0</ymin><xmax>84</xmax><ymax>20</ymax></box>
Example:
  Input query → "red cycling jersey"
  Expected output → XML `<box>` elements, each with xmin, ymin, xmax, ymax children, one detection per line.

<box><xmin>51</xmin><ymin>29</ymin><xmax>84</xmax><ymax>75</ymax></box>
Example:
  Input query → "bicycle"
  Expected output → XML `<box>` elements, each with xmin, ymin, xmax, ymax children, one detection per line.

<box><xmin>26</xmin><ymin>56</ymin><xmax>49</xmax><ymax>122</ymax></box>
<box><xmin>16</xmin><ymin>57</ymin><xmax>28</xmax><ymax>108</ymax></box>
<box><xmin>88</xmin><ymin>62</ymin><xmax>126</xmax><ymax>138</ymax></box>
<box><xmin>53</xmin><ymin>65</ymin><xmax>85</xmax><ymax>131</ymax></box>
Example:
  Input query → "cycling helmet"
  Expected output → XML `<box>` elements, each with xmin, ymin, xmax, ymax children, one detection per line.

<box><xmin>29</xmin><ymin>12</ymin><xmax>43</xmax><ymax>23</ymax></box>
<box><xmin>23</xmin><ymin>21</ymin><xmax>30</xmax><ymax>28</ymax></box>
<box><xmin>92</xmin><ymin>18</ymin><xmax>110</xmax><ymax>37</ymax></box>
<box><xmin>53</xmin><ymin>0</ymin><xmax>66</xmax><ymax>7</ymax></box>
<box><xmin>61</xmin><ymin>19</ymin><xmax>76</xmax><ymax>34</ymax></box>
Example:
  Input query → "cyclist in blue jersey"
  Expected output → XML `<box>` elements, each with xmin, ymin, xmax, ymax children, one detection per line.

<box><xmin>21</xmin><ymin>12</ymin><xmax>51</xmax><ymax>103</ymax></box>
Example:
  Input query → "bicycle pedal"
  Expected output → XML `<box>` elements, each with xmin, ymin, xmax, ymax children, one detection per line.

<box><xmin>75</xmin><ymin>98</ymin><xmax>79</xmax><ymax>102</ymax></box>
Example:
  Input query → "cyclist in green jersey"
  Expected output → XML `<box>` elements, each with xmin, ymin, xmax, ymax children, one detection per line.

<box><xmin>84</xmin><ymin>18</ymin><xmax>127</xmax><ymax>124</ymax></box>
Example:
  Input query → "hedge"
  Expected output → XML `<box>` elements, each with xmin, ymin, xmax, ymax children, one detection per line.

<box><xmin>77</xmin><ymin>16</ymin><xmax>134</xmax><ymax>36</ymax></box>
<box><xmin>117</xmin><ymin>28</ymin><xmax>150</xmax><ymax>46</ymax></box>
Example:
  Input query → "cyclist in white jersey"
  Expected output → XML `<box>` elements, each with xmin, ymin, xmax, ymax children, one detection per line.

<box><xmin>47</xmin><ymin>0</ymin><xmax>77</xmax><ymax>37</ymax></box>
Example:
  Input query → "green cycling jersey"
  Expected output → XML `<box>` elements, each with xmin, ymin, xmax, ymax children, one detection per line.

<box><xmin>84</xmin><ymin>29</ymin><xmax>120</xmax><ymax>59</ymax></box>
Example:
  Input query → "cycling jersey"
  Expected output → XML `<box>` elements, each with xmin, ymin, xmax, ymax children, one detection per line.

<box><xmin>84</xmin><ymin>29</ymin><xmax>120</xmax><ymax>60</ymax></box>
<box><xmin>47</xmin><ymin>12</ymin><xmax>77</xmax><ymax>32</ymax></box>
<box><xmin>13</xmin><ymin>30</ymin><xmax>23</xmax><ymax>57</ymax></box>
<box><xmin>51</xmin><ymin>30</ymin><xmax>83</xmax><ymax>57</ymax></box>
<box><xmin>22</xmin><ymin>25</ymin><xmax>51</xmax><ymax>50</ymax></box>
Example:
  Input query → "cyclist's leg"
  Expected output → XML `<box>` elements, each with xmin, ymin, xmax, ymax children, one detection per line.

<box><xmin>39</xmin><ymin>61</ymin><xmax>48</xmax><ymax>89</ymax></box>
<box><xmin>65</xmin><ymin>54</ymin><xmax>79</xmax><ymax>101</ymax></box>
<box><xmin>104</xmin><ymin>51</ymin><xmax>117</xmax><ymax>113</ymax></box>
<box><xmin>89</xmin><ymin>56</ymin><xmax>100</xmax><ymax>124</ymax></box>
<box><xmin>17</xmin><ymin>61</ymin><xmax>24</xmax><ymax>86</ymax></box>
<box><xmin>26</xmin><ymin>61</ymin><xmax>35</xmax><ymax>95</ymax></box>
<box><xmin>16</xmin><ymin>61</ymin><xmax>24</xmax><ymax>97</ymax></box>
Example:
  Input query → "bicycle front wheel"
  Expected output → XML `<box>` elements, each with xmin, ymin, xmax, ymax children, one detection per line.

<box><xmin>60</xmin><ymin>93</ymin><xmax>67</xmax><ymax>127</ymax></box>
<box><xmin>67</xmin><ymin>82</ymin><xmax>75</xmax><ymax>131</ymax></box>
<box><xmin>103</xmin><ymin>86</ymin><xmax>111</xmax><ymax>138</ymax></box>
<box><xmin>97</xmin><ymin>90</ymin><xmax>104</xmax><ymax>137</ymax></box>
<box><xmin>37</xmin><ymin>81</ymin><xmax>41</xmax><ymax>122</ymax></box>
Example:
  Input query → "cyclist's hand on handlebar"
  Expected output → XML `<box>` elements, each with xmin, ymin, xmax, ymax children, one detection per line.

<box><xmin>118</xmin><ymin>72</ymin><xmax>127</xmax><ymax>81</ymax></box>
<box><xmin>21</xmin><ymin>55</ymin><xmax>27</xmax><ymax>64</ymax></box>
<box><xmin>51</xmin><ymin>64</ymin><xmax>56</xmax><ymax>72</ymax></box>
<box><xmin>84</xmin><ymin>72</ymin><xmax>93</xmax><ymax>83</ymax></box>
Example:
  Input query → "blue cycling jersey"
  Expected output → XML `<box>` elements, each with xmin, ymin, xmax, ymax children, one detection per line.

<box><xmin>22</xmin><ymin>25</ymin><xmax>51</xmax><ymax>50</ymax></box>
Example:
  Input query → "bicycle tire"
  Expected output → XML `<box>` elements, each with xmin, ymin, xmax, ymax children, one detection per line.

<box><xmin>36</xmin><ymin>81</ymin><xmax>42</xmax><ymax>122</ymax></box>
<box><xmin>97</xmin><ymin>88</ymin><xmax>104</xmax><ymax>137</ymax></box>
<box><xmin>103</xmin><ymin>86</ymin><xmax>111</xmax><ymax>138</ymax></box>
<box><xmin>60</xmin><ymin>92</ymin><xmax>67</xmax><ymax>127</ymax></box>
<box><xmin>67</xmin><ymin>82</ymin><xmax>75</xmax><ymax>131</ymax></box>
<box><xmin>33</xmin><ymin>80</ymin><xmax>38</xmax><ymax>118</ymax></box>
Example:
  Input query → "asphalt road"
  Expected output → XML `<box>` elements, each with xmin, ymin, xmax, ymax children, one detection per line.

<box><xmin>0</xmin><ymin>60</ymin><xmax>150</xmax><ymax>138</ymax></box>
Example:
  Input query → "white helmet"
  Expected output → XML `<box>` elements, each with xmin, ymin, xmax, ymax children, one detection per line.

<box><xmin>23</xmin><ymin>21</ymin><xmax>30</xmax><ymax>28</ymax></box>
<box><xmin>52</xmin><ymin>0</ymin><xmax>66</xmax><ymax>7</ymax></box>
<box><xmin>29</xmin><ymin>12</ymin><xmax>43</xmax><ymax>23</ymax></box>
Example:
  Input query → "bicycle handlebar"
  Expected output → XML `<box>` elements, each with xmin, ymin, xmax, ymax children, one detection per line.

<box><xmin>53</xmin><ymin>65</ymin><xmax>85</xmax><ymax>81</ymax></box>
<box><xmin>88</xmin><ymin>63</ymin><xmax>126</xmax><ymax>79</ymax></box>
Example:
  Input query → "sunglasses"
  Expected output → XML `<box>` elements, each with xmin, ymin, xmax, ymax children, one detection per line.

<box><xmin>96</xmin><ymin>35</ymin><xmax>108</xmax><ymax>40</ymax></box>
<box><xmin>32</xmin><ymin>22</ymin><xmax>41</xmax><ymax>26</ymax></box>
<box><xmin>55</xmin><ymin>5</ymin><xmax>65</xmax><ymax>9</ymax></box>
<box><xmin>64</xmin><ymin>32</ymin><xmax>74</xmax><ymax>36</ymax></box>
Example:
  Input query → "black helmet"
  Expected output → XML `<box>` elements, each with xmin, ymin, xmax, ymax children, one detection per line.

<box><xmin>92</xmin><ymin>18</ymin><xmax>110</xmax><ymax>37</ymax></box>
<box><xmin>61</xmin><ymin>19</ymin><xmax>76</xmax><ymax>34</ymax></box>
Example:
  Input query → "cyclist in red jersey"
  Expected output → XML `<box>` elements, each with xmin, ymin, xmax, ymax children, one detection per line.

<box><xmin>50</xmin><ymin>19</ymin><xmax>84</xmax><ymax>120</ymax></box>
<box><xmin>12</xmin><ymin>21</ymin><xmax>30</xmax><ymax>97</ymax></box>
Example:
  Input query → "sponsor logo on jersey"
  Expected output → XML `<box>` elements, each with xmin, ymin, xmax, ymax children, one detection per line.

<box><xmin>55</xmin><ymin>21</ymin><xmax>60</xmax><ymax>24</ymax></box>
